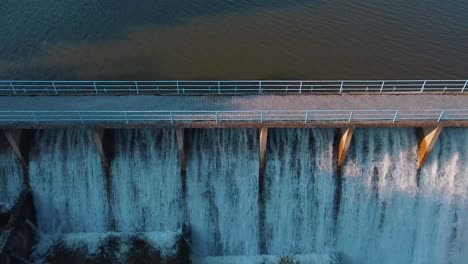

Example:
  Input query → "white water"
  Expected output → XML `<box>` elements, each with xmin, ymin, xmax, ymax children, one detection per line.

<box><xmin>0</xmin><ymin>147</ymin><xmax>24</xmax><ymax>207</ymax></box>
<box><xmin>32</xmin><ymin>230</ymin><xmax>181</xmax><ymax>262</ymax></box>
<box><xmin>110</xmin><ymin>128</ymin><xmax>183</xmax><ymax>232</ymax></box>
<box><xmin>29</xmin><ymin>129</ymin><xmax>109</xmax><ymax>232</ymax></box>
<box><xmin>186</xmin><ymin>129</ymin><xmax>260</xmax><ymax>256</ymax></box>
<box><xmin>264</xmin><ymin>128</ymin><xmax>336</xmax><ymax>255</ymax></box>
<box><xmin>336</xmin><ymin>128</ymin><xmax>467</xmax><ymax>264</ymax></box>
<box><xmin>336</xmin><ymin>128</ymin><xmax>420</xmax><ymax>263</ymax></box>
<box><xmin>413</xmin><ymin>129</ymin><xmax>468</xmax><ymax>264</ymax></box>
<box><xmin>7</xmin><ymin>128</ymin><xmax>467</xmax><ymax>263</ymax></box>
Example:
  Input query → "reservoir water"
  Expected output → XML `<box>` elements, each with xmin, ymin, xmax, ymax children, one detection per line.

<box><xmin>1</xmin><ymin>0</ymin><xmax>468</xmax><ymax>79</ymax></box>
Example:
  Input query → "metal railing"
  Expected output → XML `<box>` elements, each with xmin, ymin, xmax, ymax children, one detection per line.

<box><xmin>0</xmin><ymin>109</ymin><xmax>466</xmax><ymax>125</ymax></box>
<box><xmin>0</xmin><ymin>80</ymin><xmax>467</xmax><ymax>95</ymax></box>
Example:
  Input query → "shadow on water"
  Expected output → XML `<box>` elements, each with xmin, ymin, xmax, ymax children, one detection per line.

<box><xmin>0</xmin><ymin>0</ymin><xmax>312</xmax><ymax>57</ymax></box>
<box><xmin>0</xmin><ymin>0</ymin><xmax>316</xmax><ymax>79</ymax></box>
<box><xmin>2</xmin><ymin>0</ymin><xmax>468</xmax><ymax>79</ymax></box>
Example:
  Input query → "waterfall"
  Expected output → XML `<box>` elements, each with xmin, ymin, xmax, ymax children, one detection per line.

<box><xmin>336</xmin><ymin>128</ymin><xmax>419</xmax><ymax>263</ymax></box>
<box><xmin>0</xmin><ymin>147</ymin><xmax>24</xmax><ymax>207</ymax></box>
<box><xmin>414</xmin><ymin>128</ymin><xmax>467</xmax><ymax>264</ymax></box>
<box><xmin>336</xmin><ymin>128</ymin><xmax>467</xmax><ymax>264</ymax></box>
<box><xmin>186</xmin><ymin>129</ymin><xmax>259</xmax><ymax>256</ymax></box>
<box><xmin>110</xmin><ymin>128</ymin><xmax>183</xmax><ymax>232</ymax></box>
<box><xmin>14</xmin><ymin>127</ymin><xmax>467</xmax><ymax>263</ymax></box>
<box><xmin>264</xmin><ymin>128</ymin><xmax>336</xmax><ymax>255</ymax></box>
<box><xmin>29</xmin><ymin>129</ymin><xmax>109</xmax><ymax>233</ymax></box>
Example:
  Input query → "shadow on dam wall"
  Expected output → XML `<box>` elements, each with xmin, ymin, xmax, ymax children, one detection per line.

<box><xmin>0</xmin><ymin>127</ymin><xmax>467</xmax><ymax>263</ymax></box>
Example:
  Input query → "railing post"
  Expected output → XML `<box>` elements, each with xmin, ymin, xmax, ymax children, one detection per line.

<box><xmin>380</xmin><ymin>81</ymin><xmax>385</xmax><ymax>93</ymax></box>
<box><xmin>52</xmin><ymin>81</ymin><xmax>58</xmax><ymax>94</ymax></box>
<box><xmin>259</xmin><ymin>81</ymin><xmax>263</xmax><ymax>94</ymax></box>
<box><xmin>340</xmin><ymin>81</ymin><xmax>344</xmax><ymax>93</ymax></box>
<box><xmin>260</xmin><ymin>112</ymin><xmax>264</xmax><ymax>123</ymax></box>
<box><xmin>299</xmin><ymin>81</ymin><xmax>303</xmax><ymax>94</ymax></box>
<box><xmin>304</xmin><ymin>111</ymin><xmax>309</xmax><ymax>123</ymax></box>
<box><xmin>31</xmin><ymin>112</ymin><xmax>38</xmax><ymax>124</ymax></box>
<box><xmin>93</xmin><ymin>81</ymin><xmax>98</xmax><ymax>94</ymax></box>
<box><xmin>462</xmin><ymin>81</ymin><xmax>467</xmax><ymax>93</ymax></box>
<box><xmin>170</xmin><ymin>112</ymin><xmax>174</xmax><ymax>123</ymax></box>
<box><xmin>218</xmin><ymin>81</ymin><xmax>221</xmax><ymax>94</ymax></box>
<box><xmin>79</xmin><ymin>112</ymin><xmax>84</xmax><ymax>125</ymax></box>
<box><xmin>393</xmin><ymin>110</ymin><xmax>399</xmax><ymax>123</ymax></box>
<box><xmin>437</xmin><ymin>111</ymin><xmax>445</xmax><ymax>122</ymax></box>
<box><xmin>420</xmin><ymin>81</ymin><xmax>426</xmax><ymax>92</ymax></box>
<box><xmin>215</xmin><ymin>111</ymin><xmax>219</xmax><ymax>123</ymax></box>
<box><xmin>10</xmin><ymin>81</ymin><xmax>16</xmax><ymax>94</ymax></box>
<box><xmin>348</xmin><ymin>111</ymin><xmax>353</xmax><ymax>122</ymax></box>
<box><xmin>124</xmin><ymin>112</ymin><xmax>129</xmax><ymax>124</ymax></box>
<box><xmin>177</xmin><ymin>81</ymin><xmax>180</xmax><ymax>94</ymax></box>
<box><xmin>135</xmin><ymin>81</ymin><xmax>139</xmax><ymax>94</ymax></box>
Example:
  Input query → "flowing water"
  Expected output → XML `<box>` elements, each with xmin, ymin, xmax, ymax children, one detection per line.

<box><xmin>110</xmin><ymin>128</ymin><xmax>183</xmax><ymax>232</ymax></box>
<box><xmin>186</xmin><ymin>129</ymin><xmax>259</xmax><ymax>256</ymax></box>
<box><xmin>29</xmin><ymin>129</ymin><xmax>109</xmax><ymax>232</ymax></box>
<box><xmin>264</xmin><ymin>129</ymin><xmax>336</xmax><ymax>254</ymax></box>
<box><xmin>6</xmin><ymin>128</ymin><xmax>466</xmax><ymax>263</ymax></box>
<box><xmin>0</xmin><ymin>147</ymin><xmax>24</xmax><ymax>207</ymax></box>
<box><xmin>1</xmin><ymin>0</ymin><xmax>468</xmax><ymax>79</ymax></box>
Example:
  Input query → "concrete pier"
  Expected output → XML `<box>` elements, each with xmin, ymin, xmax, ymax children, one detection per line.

<box><xmin>337</xmin><ymin>127</ymin><xmax>354</xmax><ymax>167</ymax></box>
<box><xmin>259</xmin><ymin>127</ymin><xmax>268</xmax><ymax>178</ymax></box>
<box><xmin>417</xmin><ymin>127</ymin><xmax>443</xmax><ymax>169</ymax></box>
<box><xmin>93</xmin><ymin>129</ymin><xmax>109</xmax><ymax>168</ymax></box>
<box><xmin>176</xmin><ymin>128</ymin><xmax>186</xmax><ymax>171</ymax></box>
<box><xmin>2</xmin><ymin>130</ymin><xmax>28</xmax><ymax>169</ymax></box>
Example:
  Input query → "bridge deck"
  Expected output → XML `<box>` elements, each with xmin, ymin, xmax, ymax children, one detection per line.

<box><xmin>0</xmin><ymin>94</ymin><xmax>467</xmax><ymax>128</ymax></box>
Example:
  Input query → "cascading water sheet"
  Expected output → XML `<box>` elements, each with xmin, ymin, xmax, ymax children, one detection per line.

<box><xmin>186</xmin><ymin>129</ymin><xmax>260</xmax><ymax>256</ymax></box>
<box><xmin>264</xmin><ymin>128</ymin><xmax>337</xmax><ymax>255</ymax></box>
<box><xmin>336</xmin><ymin>128</ymin><xmax>419</xmax><ymax>263</ymax></box>
<box><xmin>0</xmin><ymin>147</ymin><xmax>24</xmax><ymax>207</ymax></box>
<box><xmin>29</xmin><ymin>129</ymin><xmax>109</xmax><ymax>233</ymax></box>
<box><xmin>20</xmin><ymin>127</ymin><xmax>467</xmax><ymax>264</ymax></box>
<box><xmin>110</xmin><ymin>128</ymin><xmax>183</xmax><ymax>232</ymax></box>
<box><xmin>337</xmin><ymin>128</ymin><xmax>468</xmax><ymax>264</ymax></box>
<box><xmin>414</xmin><ymin>128</ymin><xmax>468</xmax><ymax>264</ymax></box>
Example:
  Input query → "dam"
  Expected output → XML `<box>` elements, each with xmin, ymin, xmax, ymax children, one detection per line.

<box><xmin>0</xmin><ymin>80</ymin><xmax>467</xmax><ymax>264</ymax></box>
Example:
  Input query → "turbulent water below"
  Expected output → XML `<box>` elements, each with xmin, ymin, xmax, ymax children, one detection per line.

<box><xmin>1</xmin><ymin>128</ymin><xmax>467</xmax><ymax>264</ymax></box>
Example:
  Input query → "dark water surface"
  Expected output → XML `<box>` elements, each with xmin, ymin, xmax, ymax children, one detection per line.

<box><xmin>1</xmin><ymin>0</ymin><xmax>468</xmax><ymax>80</ymax></box>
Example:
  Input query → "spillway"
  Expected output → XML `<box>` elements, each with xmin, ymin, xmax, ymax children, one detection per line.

<box><xmin>186</xmin><ymin>129</ymin><xmax>260</xmax><ymax>256</ymax></box>
<box><xmin>264</xmin><ymin>128</ymin><xmax>337</xmax><ymax>255</ymax></box>
<box><xmin>110</xmin><ymin>128</ymin><xmax>183</xmax><ymax>232</ymax></box>
<box><xmin>29</xmin><ymin>129</ymin><xmax>110</xmax><ymax>232</ymax></box>
<box><xmin>1</xmin><ymin>128</ymin><xmax>467</xmax><ymax>263</ymax></box>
